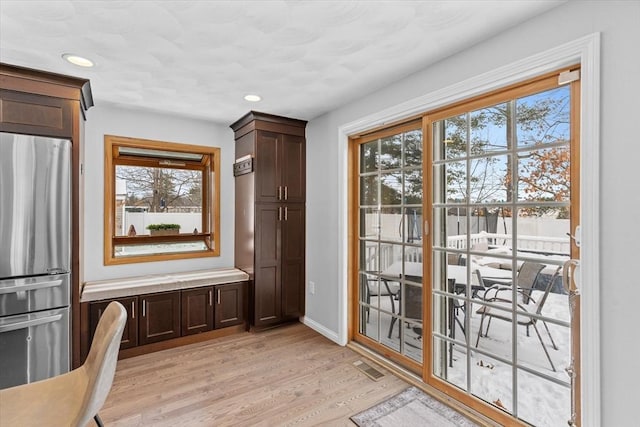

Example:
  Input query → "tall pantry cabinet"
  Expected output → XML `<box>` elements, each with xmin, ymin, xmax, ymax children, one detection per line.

<box><xmin>231</xmin><ymin>112</ymin><xmax>306</xmax><ymax>329</ymax></box>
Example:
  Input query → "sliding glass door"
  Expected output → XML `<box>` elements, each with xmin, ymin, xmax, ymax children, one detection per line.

<box><xmin>350</xmin><ymin>69</ymin><xmax>581</xmax><ymax>426</ymax></box>
<box><xmin>428</xmin><ymin>73</ymin><xmax>580</xmax><ymax>426</ymax></box>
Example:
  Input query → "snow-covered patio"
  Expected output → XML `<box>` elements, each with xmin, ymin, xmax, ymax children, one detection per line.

<box><xmin>362</xmin><ymin>283</ymin><xmax>572</xmax><ymax>427</ymax></box>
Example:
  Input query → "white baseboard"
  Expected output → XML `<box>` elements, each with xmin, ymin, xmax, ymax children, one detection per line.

<box><xmin>301</xmin><ymin>316</ymin><xmax>343</xmax><ymax>345</ymax></box>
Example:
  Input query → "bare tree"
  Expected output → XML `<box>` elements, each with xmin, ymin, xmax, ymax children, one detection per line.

<box><xmin>116</xmin><ymin>166</ymin><xmax>202</xmax><ymax>212</ymax></box>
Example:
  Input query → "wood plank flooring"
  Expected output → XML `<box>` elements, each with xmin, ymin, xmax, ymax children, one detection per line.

<box><xmin>99</xmin><ymin>322</ymin><xmax>409</xmax><ymax>426</ymax></box>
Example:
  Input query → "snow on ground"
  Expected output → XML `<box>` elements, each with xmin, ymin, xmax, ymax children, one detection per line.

<box><xmin>364</xmin><ymin>290</ymin><xmax>573</xmax><ymax>427</ymax></box>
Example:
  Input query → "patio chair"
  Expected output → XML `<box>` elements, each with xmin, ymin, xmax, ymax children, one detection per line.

<box><xmin>481</xmin><ymin>261</ymin><xmax>545</xmax><ymax>303</ymax></box>
<box><xmin>448</xmin><ymin>253</ymin><xmax>462</xmax><ymax>266</ymax></box>
<box><xmin>516</xmin><ymin>261</ymin><xmax>546</xmax><ymax>303</ymax></box>
<box><xmin>362</xmin><ymin>272</ymin><xmax>400</xmax><ymax>323</ymax></box>
<box><xmin>474</xmin><ymin>266</ymin><xmax>562</xmax><ymax>371</ymax></box>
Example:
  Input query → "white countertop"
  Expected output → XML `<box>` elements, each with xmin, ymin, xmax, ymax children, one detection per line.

<box><xmin>81</xmin><ymin>267</ymin><xmax>249</xmax><ymax>302</ymax></box>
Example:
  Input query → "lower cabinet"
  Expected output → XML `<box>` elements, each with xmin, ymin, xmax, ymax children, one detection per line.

<box><xmin>88</xmin><ymin>282</ymin><xmax>246</xmax><ymax>351</ymax></box>
<box><xmin>89</xmin><ymin>296</ymin><xmax>138</xmax><ymax>350</ymax></box>
<box><xmin>182</xmin><ymin>287</ymin><xmax>214</xmax><ymax>336</ymax></box>
<box><xmin>139</xmin><ymin>291</ymin><xmax>181</xmax><ymax>345</ymax></box>
<box><xmin>181</xmin><ymin>282</ymin><xmax>246</xmax><ymax>335</ymax></box>
<box><xmin>215</xmin><ymin>282</ymin><xmax>245</xmax><ymax>329</ymax></box>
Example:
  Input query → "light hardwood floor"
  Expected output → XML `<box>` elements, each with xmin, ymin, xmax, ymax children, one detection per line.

<box><xmin>99</xmin><ymin>322</ymin><xmax>409</xmax><ymax>426</ymax></box>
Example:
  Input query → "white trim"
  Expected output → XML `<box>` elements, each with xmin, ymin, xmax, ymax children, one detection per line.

<box><xmin>337</xmin><ymin>33</ymin><xmax>600</xmax><ymax>426</ymax></box>
<box><xmin>301</xmin><ymin>315</ymin><xmax>343</xmax><ymax>344</ymax></box>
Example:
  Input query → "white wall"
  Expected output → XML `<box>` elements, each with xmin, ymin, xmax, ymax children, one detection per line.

<box><xmin>83</xmin><ymin>104</ymin><xmax>235</xmax><ymax>281</ymax></box>
<box><xmin>305</xmin><ymin>1</ymin><xmax>639</xmax><ymax>425</ymax></box>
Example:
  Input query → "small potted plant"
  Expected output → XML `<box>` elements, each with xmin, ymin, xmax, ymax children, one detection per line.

<box><xmin>146</xmin><ymin>223</ymin><xmax>181</xmax><ymax>236</ymax></box>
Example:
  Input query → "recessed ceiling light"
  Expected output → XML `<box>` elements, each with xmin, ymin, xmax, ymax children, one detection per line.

<box><xmin>244</xmin><ymin>94</ymin><xmax>262</xmax><ymax>102</ymax></box>
<box><xmin>62</xmin><ymin>53</ymin><xmax>94</xmax><ymax>68</ymax></box>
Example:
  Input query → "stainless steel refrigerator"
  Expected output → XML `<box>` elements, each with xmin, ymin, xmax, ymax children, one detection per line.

<box><xmin>0</xmin><ymin>132</ymin><xmax>71</xmax><ymax>389</ymax></box>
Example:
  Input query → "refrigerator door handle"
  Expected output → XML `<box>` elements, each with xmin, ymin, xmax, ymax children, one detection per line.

<box><xmin>0</xmin><ymin>279</ymin><xmax>63</xmax><ymax>295</ymax></box>
<box><xmin>0</xmin><ymin>314</ymin><xmax>63</xmax><ymax>333</ymax></box>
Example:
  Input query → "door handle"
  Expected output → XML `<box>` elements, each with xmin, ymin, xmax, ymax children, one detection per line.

<box><xmin>142</xmin><ymin>299</ymin><xmax>146</xmax><ymax>317</ymax></box>
<box><xmin>131</xmin><ymin>301</ymin><xmax>135</xmax><ymax>319</ymax></box>
<box><xmin>562</xmin><ymin>259</ymin><xmax>580</xmax><ymax>427</ymax></box>
<box><xmin>209</xmin><ymin>289</ymin><xmax>213</xmax><ymax>306</ymax></box>
<box><xmin>285</xmin><ymin>206</ymin><xmax>288</xmax><ymax>221</ymax></box>
<box><xmin>562</xmin><ymin>259</ymin><xmax>580</xmax><ymax>294</ymax></box>
<box><xmin>0</xmin><ymin>279</ymin><xmax>63</xmax><ymax>294</ymax></box>
<box><xmin>284</xmin><ymin>186</ymin><xmax>288</xmax><ymax>200</ymax></box>
<box><xmin>217</xmin><ymin>289</ymin><xmax>221</xmax><ymax>305</ymax></box>
<box><xmin>279</xmin><ymin>206</ymin><xmax>282</xmax><ymax>221</ymax></box>
<box><xmin>278</xmin><ymin>186</ymin><xmax>282</xmax><ymax>200</ymax></box>
<box><xmin>0</xmin><ymin>314</ymin><xmax>63</xmax><ymax>333</ymax></box>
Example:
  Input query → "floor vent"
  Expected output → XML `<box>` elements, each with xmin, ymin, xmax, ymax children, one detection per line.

<box><xmin>353</xmin><ymin>360</ymin><xmax>385</xmax><ymax>381</ymax></box>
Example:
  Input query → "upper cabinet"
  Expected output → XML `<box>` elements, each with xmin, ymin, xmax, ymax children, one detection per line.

<box><xmin>231</xmin><ymin>111</ymin><xmax>307</xmax><ymax>204</ymax></box>
<box><xmin>255</xmin><ymin>131</ymin><xmax>305</xmax><ymax>203</ymax></box>
<box><xmin>0</xmin><ymin>63</ymin><xmax>93</xmax><ymax>138</ymax></box>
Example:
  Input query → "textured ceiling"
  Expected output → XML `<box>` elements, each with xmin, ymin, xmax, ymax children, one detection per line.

<box><xmin>0</xmin><ymin>1</ymin><xmax>564</xmax><ymax>124</ymax></box>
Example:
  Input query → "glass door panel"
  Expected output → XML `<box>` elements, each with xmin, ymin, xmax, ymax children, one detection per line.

<box><xmin>356</xmin><ymin>123</ymin><xmax>423</xmax><ymax>367</ymax></box>
<box><xmin>431</xmin><ymin>83</ymin><xmax>575</xmax><ymax>426</ymax></box>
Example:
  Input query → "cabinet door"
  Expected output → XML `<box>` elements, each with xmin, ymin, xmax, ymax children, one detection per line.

<box><xmin>281</xmin><ymin>204</ymin><xmax>305</xmax><ymax>318</ymax></box>
<box><xmin>139</xmin><ymin>292</ymin><xmax>181</xmax><ymax>345</ymax></box>
<box><xmin>254</xmin><ymin>204</ymin><xmax>282</xmax><ymax>326</ymax></box>
<box><xmin>255</xmin><ymin>131</ymin><xmax>280</xmax><ymax>203</ymax></box>
<box><xmin>0</xmin><ymin>90</ymin><xmax>74</xmax><ymax>138</ymax></box>
<box><xmin>181</xmin><ymin>287</ymin><xmax>213</xmax><ymax>336</ymax></box>
<box><xmin>89</xmin><ymin>297</ymin><xmax>138</xmax><ymax>350</ymax></box>
<box><xmin>281</xmin><ymin>134</ymin><xmax>305</xmax><ymax>203</ymax></box>
<box><xmin>214</xmin><ymin>283</ymin><xmax>245</xmax><ymax>329</ymax></box>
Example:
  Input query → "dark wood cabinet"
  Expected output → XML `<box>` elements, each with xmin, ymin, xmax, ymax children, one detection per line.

<box><xmin>139</xmin><ymin>291</ymin><xmax>181</xmax><ymax>345</ymax></box>
<box><xmin>86</xmin><ymin>282</ymin><xmax>246</xmax><ymax>356</ymax></box>
<box><xmin>182</xmin><ymin>283</ymin><xmax>246</xmax><ymax>333</ymax></box>
<box><xmin>281</xmin><ymin>204</ymin><xmax>305</xmax><ymax>318</ymax></box>
<box><xmin>0</xmin><ymin>89</ymin><xmax>75</xmax><ymax>138</ymax></box>
<box><xmin>255</xmin><ymin>131</ymin><xmax>305</xmax><ymax>203</ymax></box>
<box><xmin>215</xmin><ymin>282</ymin><xmax>245</xmax><ymax>328</ymax></box>
<box><xmin>231</xmin><ymin>111</ymin><xmax>306</xmax><ymax>329</ymax></box>
<box><xmin>254</xmin><ymin>204</ymin><xmax>282</xmax><ymax>324</ymax></box>
<box><xmin>181</xmin><ymin>287</ymin><xmax>213</xmax><ymax>336</ymax></box>
<box><xmin>89</xmin><ymin>297</ymin><xmax>138</xmax><ymax>350</ymax></box>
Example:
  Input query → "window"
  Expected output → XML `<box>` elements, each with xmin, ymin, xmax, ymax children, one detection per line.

<box><xmin>104</xmin><ymin>135</ymin><xmax>220</xmax><ymax>264</ymax></box>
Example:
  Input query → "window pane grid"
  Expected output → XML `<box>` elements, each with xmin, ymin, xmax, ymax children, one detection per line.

<box><xmin>356</xmin><ymin>126</ymin><xmax>423</xmax><ymax>364</ymax></box>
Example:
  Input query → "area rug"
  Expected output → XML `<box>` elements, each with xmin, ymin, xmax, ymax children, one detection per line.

<box><xmin>350</xmin><ymin>386</ymin><xmax>479</xmax><ymax>427</ymax></box>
